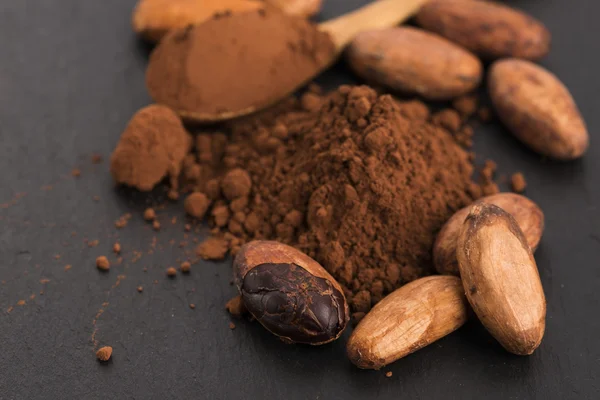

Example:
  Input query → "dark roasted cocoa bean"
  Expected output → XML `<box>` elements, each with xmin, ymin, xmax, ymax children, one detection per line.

<box><xmin>233</xmin><ymin>241</ymin><xmax>349</xmax><ymax>345</ymax></box>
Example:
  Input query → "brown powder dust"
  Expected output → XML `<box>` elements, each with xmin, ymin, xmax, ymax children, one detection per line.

<box><xmin>146</xmin><ymin>8</ymin><xmax>335</xmax><ymax>117</ymax></box>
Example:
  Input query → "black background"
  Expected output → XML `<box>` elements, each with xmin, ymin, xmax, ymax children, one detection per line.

<box><xmin>1</xmin><ymin>0</ymin><xmax>599</xmax><ymax>399</ymax></box>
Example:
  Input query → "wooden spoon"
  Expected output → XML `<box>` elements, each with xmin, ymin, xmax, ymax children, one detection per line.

<box><xmin>172</xmin><ymin>0</ymin><xmax>428</xmax><ymax>123</ymax></box>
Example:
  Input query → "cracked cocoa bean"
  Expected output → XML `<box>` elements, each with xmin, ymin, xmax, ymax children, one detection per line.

<box><xmin>233</xmin><ymin>241</ymin><xmax>349</xmax><ymax>345</ymax></box>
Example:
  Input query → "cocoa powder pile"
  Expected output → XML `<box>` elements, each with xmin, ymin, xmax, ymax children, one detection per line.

<box><xmin>114</xmin><ymin>85</ymin><xmax>483</xmax><ymax>317</ymax></box>
<box><xmin>146</xmin><ymin>8</ymin><xmax>335</xmax><ymax>116</ymax></box>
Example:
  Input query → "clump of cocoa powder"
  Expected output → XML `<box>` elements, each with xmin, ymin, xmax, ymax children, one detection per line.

<box><xmin>110</xmin><ymin>105</ymin><xmax>192</xmax><ymax>192</ymax></box>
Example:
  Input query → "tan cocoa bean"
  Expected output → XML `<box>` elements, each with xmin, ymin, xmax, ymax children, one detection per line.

<box><xmin>457</xmin><ymin>203</ymin><xmax>546</xmax><ymax>355</ymax></box>
<box><xmin>347</xmin><ymin>276</ymin><xmax>468</xmax><ymax>369</ymax></box>
<box><xmin>346</xmin><ymin>27</ymin><xmax>482</xmax><ymax>100</ymax></box>
<box><xmin>133</xmin><ymin>0</ymin><xmax>321</xmax><ymax>43</ymax></box>
<box><xmin>415</xmin><ymin>0</ymin><xmax>550</xmax><ymax>61</ymax></box>
<box><xmin>489</xmin><ymin>59</ymin><xmax>589</xmax><ymax>160</ymax></box>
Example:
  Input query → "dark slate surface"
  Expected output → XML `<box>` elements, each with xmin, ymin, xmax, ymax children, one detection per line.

<box><xmin>0</xmin><ymin>0</ymin><xmax>598</xmax><ymax>399</ymax></box>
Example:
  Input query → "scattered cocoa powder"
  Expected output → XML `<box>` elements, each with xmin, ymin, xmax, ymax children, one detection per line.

<box><xmin>113</xmin><ymin>243</ymin><xmax>121</xmax><ymax>254</ymax></box>
<box><xmin>225</xmin><ymin>295</ymin><xmax>248</xmax><ymax>318</ymax></box>
<box><xmin>180</xmin><ymin>261</ymin><xmax>191</xmax><ymax>273</ymax></box>
<box><xmin>137</xmin><ymin>286</ymin><xmax>144</xmax><ymax>293</ymax></box>
<box><xmin>452</xmin><ymin>94</ymin><xmax>479</xmax><ymax>119</ymax></box>
<box><xmin>110</xmin><ymin>105</ymin><xmax>192</xmax><ymax>191</ymax></box>
<box><xmin>511</xmin><ymin>172</ymin><xmax>527</xmax><ymax>193</ymax></box>
<box><xmin>385</xmin><ymin>371</ymin><xmax>393</xmax><ymax>378</ymax></box>
<box><xmin>96</xmin><ymin>256</ymin><xmax>110</xmax><ymax>271</ymax></box>
<box><xmin>480</xmin><ymin>159</ymin><xmax>500</xmax><ymax>196</ymax></box>
<box><xmin>143</xmin><ymin>208</ymin><xmax>156</xmax><ymax>221</ymax></box>
<box><xmin>196</xmin><ymin>237</ymin><xmax>230</xmax><ymax>260</ymax></box>
<box><xmin>152</xmin><ymin>220</ymin><xmax>161</xmax><ymax>231</ymax></box>
<box><xmin>71</xmin><ymin>168</ymin><xmax>81</xmax><ymax>177</ymax></box>
<box><xmin>146</xmin><ymin>8</ymin><xmax>335</xmax><ymax>117</ymax></box>
<box><xmin>166</xmin><ymin>267</ymin><xmax>177</xmax><ymax>277</ymax></box>
<box><xmin>229</xmin><ymin>322</ymin><xmax>236</xmax><ymax>330</ymax></box>
<box><xmin>189</xmin><ymin>303</ymin><xmax>196</xmax><ymax>309</ymax></box>
<box><xmin>96</xmin><ymin>346</ymin><xmax>112</xmax><ymax>362</ymax></box>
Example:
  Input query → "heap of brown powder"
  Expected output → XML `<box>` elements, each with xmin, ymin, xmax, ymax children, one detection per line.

<box><xmin>112</xmin><ymin>85</ymin><xmax>483</xmax><ymax>316</ymax></box>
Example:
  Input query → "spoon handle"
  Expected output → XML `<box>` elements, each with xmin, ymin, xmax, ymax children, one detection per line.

<box><xmin>319</xmin><ymin>0</ymin><xmax>428</xmax><ymax>52</ymax></box>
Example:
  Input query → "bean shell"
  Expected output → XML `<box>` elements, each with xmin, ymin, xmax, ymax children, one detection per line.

<box><xmin>346</xmin><ymin>27</ymin><xmax>482</xmax><ymax>100</ymax></box>
<box><xmin>489</xmin><ymin>59</ymin><xmax>589</xmax><ymax>160</ymax></box>
<box><xmin>415</xmin><ymin>0</ymin><xmax>550</xmax><ymax>61</ymax></box>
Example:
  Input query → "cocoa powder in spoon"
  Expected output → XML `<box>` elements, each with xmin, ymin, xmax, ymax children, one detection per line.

<box><xmin>146</xmin><ymin>8</ymin><xmax>335</xmax><ymax>118</ymax></box>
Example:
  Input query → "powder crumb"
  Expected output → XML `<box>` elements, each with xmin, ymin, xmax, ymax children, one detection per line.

<box><xmin>229</xmin><ymin>322</ymin><xmax>236</xmax><ymax>330</ymax></box>
<box><xmin>17</xmin><ymin>300</ymin><xmax>26</xmax><ymax>306</ymax></box>
<box><xmin>452</xmin><ymin>94</ymin><xmax>478</xmax><ymax>119</ymax></box>
<box><xmin>480</xmin><ymin>159</ymin><xmax>500</xmax><ymax>196</ymax></box>
<box><xmin>88</xmin><ymin>240</ymin><xmax>99</xmax><ymax>248</ymax></box>
<box><xmin>454</xmin><ymin>125</ymin><xmax>474</xmax><ymax>148</ymax></box>
<box><xmin>180</xmin><ymin>261</ymin><xmax>191</xmax><ymax>273</ymax></box>
<box><xmin>96</xmin><ymin>256</ymin><xmax>110</xmax><ymax>271</ymax></box>
<box><xmin>432</xmin><ymin>109</ymin><xmax>462</xmax><ymax>133</ymax></box>
<box><xmin>189</xmin><ymin>303</ymin><xmax>196</xmax><ymax>309</ymax></box>
<box><xmin>91</xmin><ymin>154</ymin><xmax>103</xmax><ymax>164</ymax></box>
<box><xmin>96</xmin><ymin>346</ymin><xmax>112</xmax><ymax>362</ymax></box>
<box><xmin>40</xmin><ymin>279</ymin><xmax>50</xmax><ymax>284</ymax></box>
<box><xmin>221</xmin><ymin>169</ymin><xmax>252</xmax><ymax>200</ymax></box>
<box><xmin>93</xmin><ymin>196</ymin><xmax>100</xmax><ymax>202</ymax></box>
<box><xmin>511</xmin><ymin>172</ymin><xmax>527</xmax><ymax>193</ymax></box>
<box><xmin>54</xmin><ymin>254</ymin><xmax>61</xmax><ymax>260</ymax></box>
<box><xmin>225</xmin><ymin>295</ymin><xmax>247</xmax><ymax>318</ymax></box>
<box><xmin>6</xmin><ymin>307</ymin><xmax>13</xmax><ymax>313</ymax></box>
<box><xmin>168</xmin><ymin>190</ymin><xmax>180</xmax><ymax>201</ymax></box>
<box><xmin>152</xmin><ymin>220</ymin><xmax>161</xmax><ymax>231</ymax></box>
<box><xmin>113</xmin><ymin>243</ymin><xmax>121</xmax><ymax>254</ymax></box>
<box><xmin>71</xmin><ymin>168</ymin><xmax>81</xmax><ymax>177</ymax></box>
<box><xmin>184</xmin><ymin>224</ymin><xmax>192</xmax><ymax>232</ymax></box>
<box><xmin>153</xmin><ymin>280</ymin><xmax>159</xmax><ymax>285</ymax></box>
<box><xmin>144</xmin><ymin>208</ymin><xmax>157</xmax><ymax>221</ymax></box>
<box><xmin>114</xmin><ymin>218</ymin><xmax>128</xmax><ymax>229</ymax></box>
<box><xmin>166</xmin><ymin>267</ymin><xmax>177</xmax><ymax>277</ymax></box>
<box><xmin>184</xmin><ymin>192</ymin><xmax>211</xmax><ymax>219</ymax></box>
<box><xmin>385</xmin><ymin>371</ymin><xmax>393</xmax><ymax>378</ymax></box>
<box><xmin>196</xmin><ymin>237</ymin><xmax>229</xmax><ymax>261</ymax></box>
<box><xmin>64</xmin><ymin>264</ymin><xmax>72</xmax><ymax>271</ymax></box>
<box><xmin>478</xmin><ymin>106</ymin><xmax>492</xmax><ymax>122</ymax></box>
